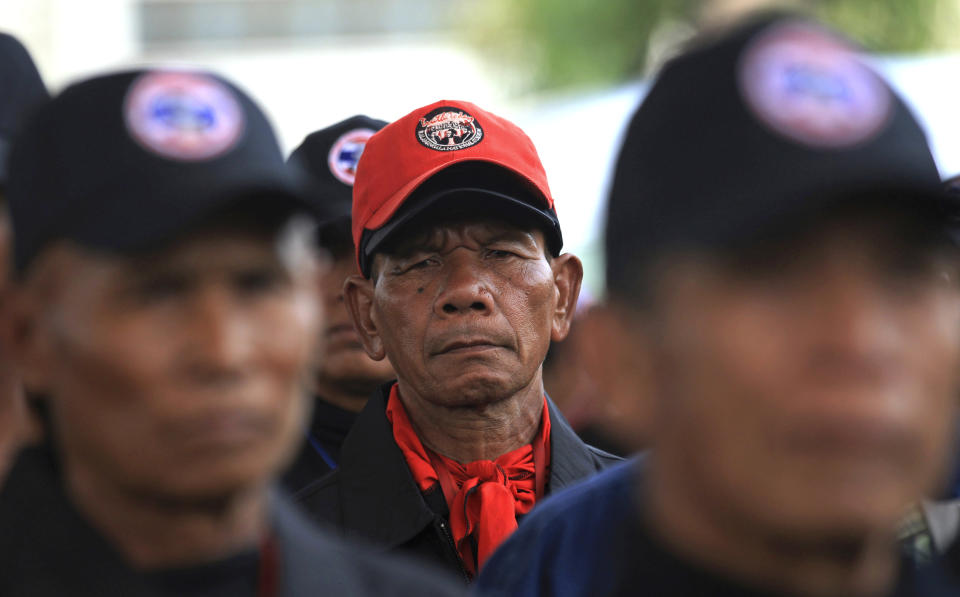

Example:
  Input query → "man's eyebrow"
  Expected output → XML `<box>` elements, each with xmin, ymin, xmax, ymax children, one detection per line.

<box><xmin>115</xmin><ymin>252</ymin><xmax>170</xmax><ymax>276</ymax></box>
<box><xmin>389</xmin><ymin>233</ymin><xmax>438</xmax><ymax>257</ymax></box>
<box><xmin>117</xmin><ymin>258</ymin><xmax>196</xmax><ymax>284</ymax></box>
<box><xmin>484</xmin><ymin>229</ymin><xmax>536</xmax><ymax>244</ymax></box>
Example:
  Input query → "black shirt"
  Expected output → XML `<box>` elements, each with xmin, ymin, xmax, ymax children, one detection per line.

<box><xmin>613</xmin><ymin>512</ymin><xmax>940</xmax><ymax>597</ymax></box>
<box><xmin>476</xmin><ymin>459</ymin><xmax>960</xmax><ymax>597</ymax></box>
<box><xmin>0</xmin><ymin>445</ymin><xmax>465</xmax><ymax>597</ymax></box>
<box><xmin>0</xmin><ymin>446</ymin><xmax>259</xmax><ymax>597</ymax></box>
<box><xmin>145</xmin><ymin>550</ymin><xmax>259</xmax><ymax>597</ymax></box>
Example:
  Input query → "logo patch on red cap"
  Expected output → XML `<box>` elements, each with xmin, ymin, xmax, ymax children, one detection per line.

<box><xmin>328</xmin><ymin>128</ymin><xmax>376</xmax><ymax>185</ymax></box>
<box><xmin>124</xmin><ymin>71</ymin><xmax>245</xmax><ymax>161</ymax></box>
<box><xmin>739</xmin><ymin>23</ymin><xmax>892</xmax><ymax>148</ymax></box>
<box><xmin>415</xmin><ymin>107</ymin><xmax>484</xmax><ymax>151</ymax></box>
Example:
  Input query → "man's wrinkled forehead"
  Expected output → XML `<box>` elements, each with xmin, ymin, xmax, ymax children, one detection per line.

<box><xmin>136</xmin><ymin>219</ymin><xmax>315</xmax><ymax>269</ymax></box>
<box><xmin>26</xmin><ymin>210</ymin><xmax>318</xmax><ymax>289</ymax></box>
<box><xmin>29</xmin><ymin>196</ymin><xmax>316</xmax><ymax>273</ymax></box>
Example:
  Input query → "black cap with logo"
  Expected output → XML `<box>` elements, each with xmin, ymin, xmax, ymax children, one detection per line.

<box><xmin>605</xmin><ymin>13</ymin><xmax>958</xmax><ymax>297</ymax></box>
<box><xmin>288</xmin><ymin>115</ymin><xmax>387</xmax><ymax>225</ymax></box>
<box><xmin>8</xmin><ymin>68</ymin><xmax>325</xmax><ymax>275</ymax></box>
<box><xmin>0</xmin><ymin>32</ymin><xmax>48</xmax><ymax>187</ymax></box>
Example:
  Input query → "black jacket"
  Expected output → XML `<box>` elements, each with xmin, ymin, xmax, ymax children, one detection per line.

<box><xmin>0</xmin><ymin>445</ymin><xmax>463</xmax><ymax>597</ymax></box>
<box><xmin>297</xmin><ymin>382</ymin><xmax>622</xmax><ymax>579</ymax></box>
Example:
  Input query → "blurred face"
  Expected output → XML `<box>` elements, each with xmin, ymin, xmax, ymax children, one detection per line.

<box><xmin>0</xmin><ymin>202</ymin><xmax>26</xmax><ymax>466</ymax></box>
<box><xmin>314</xmin><ymin>254</ymin><xmax>394</xmax><ymax>400</ymax></box>
<box><xmin>14</xmin><ymin>219</ymin><xmax>324</xmax><ymax>501</ymax></box>
<box><xmin>345</xmin><ymin>217</ymin><xmax>582</xmax><ymax>408</ymax></box>
<box><xmin>625</xmin><ymin>213</ymin><xmax>960</xmax><ymax>539</ymax></box>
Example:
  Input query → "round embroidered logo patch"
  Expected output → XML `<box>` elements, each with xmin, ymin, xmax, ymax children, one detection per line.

<box><xmin>415</xmin><ymin>107</ymin><xmax>483</xmax><ymax>151</ymax></box>
<box><xmin>124</xmin><ymin>71</ymin><xmax>245</xmax><ymax>161</ymax></box>
<box><xmin>328</xmin><ymin>128</ymin><xmax>376</xmax><ymax>185</ymax></box>
<box><xmin>738</xmin><ymin>23</ymin><xmax>892</xmax><ymax>148</ymax></box>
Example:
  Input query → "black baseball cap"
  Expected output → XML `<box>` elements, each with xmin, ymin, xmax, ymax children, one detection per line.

<box><xmin>8</xmin><ymin>68</ymin><xmax>323</xmax><ymax>275</ymax></box>
<box><xmin>288</xmin><ymin>115</ymin><xmax>387</xmax><ymax>224</ymax></box>
<box><xmin>0</xmin><ymin>32</ymin><xmax>48</xmax><ymax>186</ymax></box>
<box><xmin>605</xmin><ymin>13</ymin><xmax>959</xmax><ymax>297</ymax></box>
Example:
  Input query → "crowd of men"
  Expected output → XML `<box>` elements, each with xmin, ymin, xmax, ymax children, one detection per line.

<box><xmin>1</xmin><ymin>10</ymin><xmax>960</xmax><ymax>597</ymax></box>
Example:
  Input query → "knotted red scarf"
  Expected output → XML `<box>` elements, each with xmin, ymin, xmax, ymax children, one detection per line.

<box><xmin>385</xmin><ymin>384</ymin><xmax>551</xmax><ymax>576</ymax></box>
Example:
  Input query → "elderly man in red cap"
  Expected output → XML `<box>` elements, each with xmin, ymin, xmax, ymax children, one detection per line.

<box><xmin>299</xmin><ymin>101</ymin><xmax>620</xmax><ymax>580</ymax></box>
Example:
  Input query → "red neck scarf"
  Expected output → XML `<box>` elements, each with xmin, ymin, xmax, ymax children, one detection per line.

<box><xmin>385</xmin><ymin>384</ymin><xmax>551</xmax><ymax>577</ymax></box>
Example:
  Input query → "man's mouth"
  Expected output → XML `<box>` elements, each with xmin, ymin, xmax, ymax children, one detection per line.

<box><xmin>783</xmin><ymin>417</ymin><xmax>917</xmax><ymax>463</ymax></box>
<box><xmin>169</xmin><ymin>410</ymin><xmax>273</xmax><ymax>449</ymax></box>
<box><xmin>435</xmin><ymin>339</ymin><xmax>505</xmax><ymax>355</ymax></box>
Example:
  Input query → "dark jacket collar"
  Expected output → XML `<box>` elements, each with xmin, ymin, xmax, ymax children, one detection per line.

<box><xmin>335</xmin><ymin>381</ymin><xmax>603</xmax><ymax>548</ymax></box>
<box><xmin>336</xmin><ymin>384</ymin><xmax>437</xmax><ymax>546</ymax></box>
<box><xmin>0</xmin><ymin>445</ymin><xmax>361</xmax><ymax>597</ymax></box>
<box><xmin>0</xmin><ymin>446</ymin><xmax>165</xmax><ymax>596</ymax></box>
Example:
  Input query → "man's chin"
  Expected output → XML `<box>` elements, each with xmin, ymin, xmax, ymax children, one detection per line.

<box><xmin>741</xmin><ymin>482</ymin><xmax>912</xmax><ymax>545</ymax></box>
<box><xmin>761</xmin><ymin>508</ymin><xmax>903</xmax><ymax>550</ymax></box>
<box><xmin>141</xmin><ymin>469</ymin><xmax>271</xmax><ymax>507</ymax></box>
<box><xmin>136</xmin><ymin>444</ymin><xmax>288</xmax><ymax>503</ymax></box>
<box><xmin>423</xmin><ymin>373</ymin><xmax>532</xmax><ymax>408</ymax></box>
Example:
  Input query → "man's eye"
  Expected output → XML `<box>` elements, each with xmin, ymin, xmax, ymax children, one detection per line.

<box><xmin>134</xmin><ymin>276</ymin><xmax>188</xmax><ymax>303</ymax></box>
<box><xmin>401</xmin><ymin>258</ymin><xmax>438</xmax><ymax>273</ymax></box>
<box><xmin>487</xmin><ymin>249</ymin><xmax>515</xmax><ymax>259</ymax></box>
<box><xmin>876</xmin><ymin>250</ymin><xmax>955</xmax><ymax>287</ymax></box>
<box><xmin>234</xmin><ymin>269</ymin><xmax>284</xmax><ymax>294</ymax></box>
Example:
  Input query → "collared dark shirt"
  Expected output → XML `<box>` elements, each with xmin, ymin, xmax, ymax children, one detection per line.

<box><xmin>297</xmin><ymin>381</ymin><xmax>622</xmax><ymax>580</ymax></box>
<box><xmin>145</xmin><ymin>550</ymin><xmax>259</xmax><ymax>597</ymax></box>
<box><xmin>0</xmin><ymin>444</ymin><xmax>464</xmax><ymax>597</ymax></box>
<box><xmin>282</xmin><ymin>397</ymin><xmax>359</xmax><ymax>495</ymax></box>
<box><xmin>611</xmin><ymin>512</ymin><xmax>936</xmax><ymax>597</ymax></box>
<box><xmin>477</xmin><ymin>460</ymin><xmax>960</xmax><ymax>597</ymax></box>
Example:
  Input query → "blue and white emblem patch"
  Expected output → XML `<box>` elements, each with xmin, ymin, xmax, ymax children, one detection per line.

<box><xmin>124</xmin><ymin>71</ymin><xmax>245</xmax><ymax>161</ymax></box>
<box><xmin>328</xmin><ymin>128</ymin><xmax>376</xmax><ymax>185</ymax></box>
<box><xmin>739</xmin><ymin>23</ymin><xmax>892</xmax><ymax>148</ymax></box>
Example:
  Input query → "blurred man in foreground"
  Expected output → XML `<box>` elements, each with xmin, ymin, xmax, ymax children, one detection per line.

<box><xmin>300</xmin><ymin>100</ymin><xmax>620</xmax><ymax>580</ymax></box>
<box><xmin>0</xmin><ymin>69</ymin><xmax>460</xmax><ymax>596</ymax></box>
<box><xmin>282</xmin><ymin>116</ymin><xmax>396</xmax><ymax>493</ymax></box>
<box><xmin>478</xmin><ymin>14</ymin><xmax>960</xmax><ymax>597</ymax></box>
<box><xmin>0</xmin><ymin>32</ymin><xmax>48</xmax><ymax>482</ymax></box>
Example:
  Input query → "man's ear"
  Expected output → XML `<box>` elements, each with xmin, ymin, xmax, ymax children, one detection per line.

<box><xmin>342</xmin><ymin>273</ymin><xmax>386</xmax><ymax>361</ymax></box>
<box><xmin>4</xmin><ymin>281</ymin><xmax>55</xmax><ymax>395</ymax></box>
<box><xmin>549</xmin><ymin>253</ymin><xmax>584</xmax><ymax>343</ymax></box>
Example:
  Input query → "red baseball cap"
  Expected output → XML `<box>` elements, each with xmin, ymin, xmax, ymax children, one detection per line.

<box><xmin>352</xmin><ymin>99</ymin><xmax>562</xmax><ymax>277</ymax></box>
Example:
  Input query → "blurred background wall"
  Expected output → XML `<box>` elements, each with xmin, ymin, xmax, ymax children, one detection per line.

<box><xmin>3</xmin><ymin>0</ymin><xmax>960</xmax><ymax>294</ymax></box>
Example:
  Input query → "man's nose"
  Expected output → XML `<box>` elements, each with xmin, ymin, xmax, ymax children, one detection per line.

<box><xmin>435</xmin><ymin>254</ymin><xmax>495</xmax><ymax>317</ymax></box>
<box><xmin>806</xmin><ymin>262</ymin><xmax>900</xmax><ymax>372</ymax></box>
<box><xmin>182</xmin><ymin>286</ymin><xmax>251</xmax><ymax>382</ymax></box>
